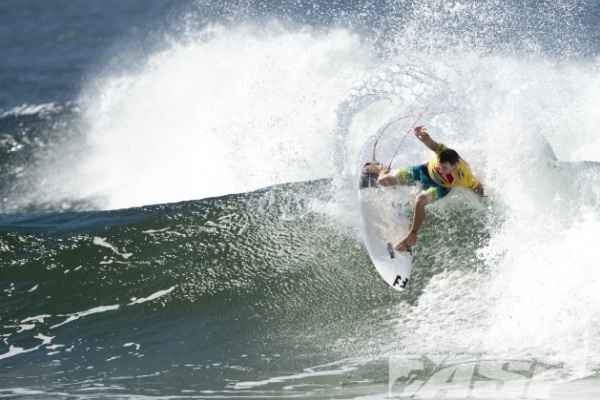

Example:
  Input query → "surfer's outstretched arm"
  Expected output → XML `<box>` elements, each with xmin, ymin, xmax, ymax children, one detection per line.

<box><xmin>414</xmin><ymin>125</ymin><xmax>439</xmax><ymax>151</ymax></box>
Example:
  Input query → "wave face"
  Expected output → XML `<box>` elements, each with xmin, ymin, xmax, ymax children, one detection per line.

<box><xmin>0</xmin><ymin>182</ymin><xmax>369</xmax><ymax>395</ymax></box>
<box><xmin>2</xmin><ymin>0</ymin><xmax>600</xmax><ymax>397</ymax></box>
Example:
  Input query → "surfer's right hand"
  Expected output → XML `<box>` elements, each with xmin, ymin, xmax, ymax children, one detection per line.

<box><xmin>414</xmin><ymin>125</ymin><xmax>430</xmax><ymax>141</ymax></box>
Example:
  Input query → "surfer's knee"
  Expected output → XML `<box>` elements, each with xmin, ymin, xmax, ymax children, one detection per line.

<box><xmin>414</xmin><ymin>193</ymin><xmax>430</xmax><ymax>208</ymax></box>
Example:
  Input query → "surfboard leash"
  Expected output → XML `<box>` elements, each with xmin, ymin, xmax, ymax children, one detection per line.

<box><xmin>370</xmin><ymin>105</ymin><xmax>444</xmax><ymax>165</ymax></box>
<box><xmin>372</xmin><ymin>113</ymin><xmax>419</xmax><ymax>163</ymax></box>
<box><xmin>386</xmin><ymin>104</ymin><xmax>432</xmax><ymax>169</ymax></box>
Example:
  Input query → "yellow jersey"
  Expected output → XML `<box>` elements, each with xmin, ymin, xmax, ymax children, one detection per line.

<box><xmin>427</xmin><ymin>143</ymin><xmax>479</xmax><ymax>190</ymax></box>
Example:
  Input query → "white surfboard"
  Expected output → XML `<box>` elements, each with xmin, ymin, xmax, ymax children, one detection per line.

<box><xmin>358</xmin><ymin>138</ymin><xmax>413</xmax><ymax>291</ymax></box>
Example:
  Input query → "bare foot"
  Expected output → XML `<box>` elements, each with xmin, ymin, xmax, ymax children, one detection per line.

<box><xmin>395</xmin><ymin>232</ymin><xmax>417</xmax><ymax>252</ymax></box>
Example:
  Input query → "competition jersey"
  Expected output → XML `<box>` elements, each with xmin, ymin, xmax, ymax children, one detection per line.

<box><xmin>427</xmin><ymin>143</ymin><xmax>479</xmax><ymax>190</ymax></box>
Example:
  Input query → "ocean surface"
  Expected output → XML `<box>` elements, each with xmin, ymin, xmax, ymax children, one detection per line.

<box><xmin>1</xmin><ymin>0</ymin><xmax>600</xmax><ymax>398</ymax></box>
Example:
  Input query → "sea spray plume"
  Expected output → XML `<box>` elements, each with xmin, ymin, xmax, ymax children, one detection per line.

<box><xmin>70</xmin><ymin>24</ymin><xmax>370</xmax><ymax>209</ymax></box>
<box><xmin>389</xmin><ymin>0</ymin><xmax>598</xmax><ymax>59</ymax></box>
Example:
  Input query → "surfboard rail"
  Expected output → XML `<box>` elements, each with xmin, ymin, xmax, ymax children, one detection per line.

<box><xmin>358</xmin><ymin>137</ymin><xmax>413</xmax><ymax>291</ymax></box>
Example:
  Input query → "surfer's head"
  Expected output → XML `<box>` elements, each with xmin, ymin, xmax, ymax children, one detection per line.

<box><xmin>438</xmin><ymin>149</ymin><xmax>460</xmax><ymax>174</ymax></box>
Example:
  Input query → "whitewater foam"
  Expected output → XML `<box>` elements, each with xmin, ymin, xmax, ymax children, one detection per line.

<box><xmin>327</xmin><ymin>52</ymin><xmax>600</xmax><ymax>378</ymax></box>
<box><xmin>1</xmin><ymin>102</ymin><xmax>63</xmax><ymax>118</ymax></box>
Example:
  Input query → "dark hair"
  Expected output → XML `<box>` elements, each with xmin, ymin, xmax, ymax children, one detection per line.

<box><xmin>439</xmin><ymin>149</ymin><xmax>459</xmax><ymax>165</ymax></box>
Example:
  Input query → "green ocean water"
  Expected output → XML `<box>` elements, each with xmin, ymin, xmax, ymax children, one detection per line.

<box><xmin>1</xmin><ymin>167</ymin><xmax>501</xmax><ymax>397</ymax></box>
<box><xmin>1</xmin><ymin>180</ymin><xmax>361</xmax><ymax>394</ymax></box>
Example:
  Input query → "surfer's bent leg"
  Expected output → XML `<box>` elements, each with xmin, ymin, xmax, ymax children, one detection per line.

<box><xmin>395</xmin><ymin>183</ymin><xmax>449</xmax><ymax>252</ymax></box>
<box><xmin>393</xmin><ymin>165</ymin><xmax>421</xmax><ymax>186</ymax></box>
<box><xmin>423</xmin><ymin>187</ymin><xmax>443</xmax><ymax>203</ymax></box>
<box><xmin>416</xmin><ymin>165</ymin><xmax>450</xmax><ymax>204</ymax></box>
<box><xmin>395</xmin><ymin>194</ymin><xmax>427</xmax><ymax>252</ymax></box>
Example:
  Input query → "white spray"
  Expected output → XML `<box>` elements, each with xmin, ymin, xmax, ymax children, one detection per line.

<box><xmin>73</xmin><ymin>24</ymin><xmax>370</xmax><ymax>209</ymax></box>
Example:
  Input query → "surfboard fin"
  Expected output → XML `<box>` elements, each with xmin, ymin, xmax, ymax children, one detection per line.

<box><xmin>387</xmin><ymin>242</ymin><xmax>395</xmax><ymax>259</ymax></box>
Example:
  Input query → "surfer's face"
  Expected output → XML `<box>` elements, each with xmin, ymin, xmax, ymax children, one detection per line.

<box><xmin>438</xmin><ymin>162</ymin><xmax>457</xmax><ymax>175</ymax></box>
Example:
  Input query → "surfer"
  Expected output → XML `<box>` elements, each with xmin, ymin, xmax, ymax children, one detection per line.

<box><xmin>372</xmin><ymin>125</ymin><xmax>484</xmax><ymax>251</ymax></box>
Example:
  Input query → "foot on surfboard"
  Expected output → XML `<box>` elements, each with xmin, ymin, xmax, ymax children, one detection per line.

<box><xmin>395</xmin><ymin>233</ymin><xmax>417</xmax><ymax>252</ymax></box>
